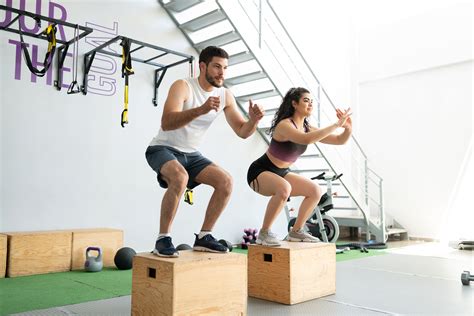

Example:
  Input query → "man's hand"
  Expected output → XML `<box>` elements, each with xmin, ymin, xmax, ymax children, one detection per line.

<box><xmin>201</xmin><ymin>96</ymin><xmax>221</xmax><ymax>114</ymax></box>
<box><xmin>248</xmin><ymin>99</ymin><xmax>264</xmax><ymax>123</ymax></box>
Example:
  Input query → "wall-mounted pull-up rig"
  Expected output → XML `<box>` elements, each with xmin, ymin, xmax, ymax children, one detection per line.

<box><xmin>82</xmin><ymin>35</ymin><xmax>194</xmax><ymax>104</ymax></box>
<box><xmin>82</xmin><ymin>36</ymin><xmax>194</xmax><ymax>127</ymax></box>
<box><xmin>0</xmin><ymin>4</ymin><xmax>93</xmax><ymax>90</ymax></box>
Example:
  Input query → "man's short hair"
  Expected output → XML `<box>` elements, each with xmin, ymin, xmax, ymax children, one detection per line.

<box><xmin>199</xmin><ymin>46</ymin><xmax>229</xmax><ymax>65</ymax></box>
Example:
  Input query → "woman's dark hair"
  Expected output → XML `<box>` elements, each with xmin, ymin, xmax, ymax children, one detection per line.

<box><xmin>267</xmin><ymin>87</ymin><xmax>310</xmax><ymax>136</ymax></box>
<box><xmin>199</xmin><ymin>46</ymin><xmax>229</xmax><ymax>65</ymax></box>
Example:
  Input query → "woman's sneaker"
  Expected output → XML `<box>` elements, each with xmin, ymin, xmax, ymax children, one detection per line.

<box><xmin>153</xmin><ymin>236</ymin><xmax>179</xmax><ymax>258</ymax></box>
<box><xmin>288</xmin><ymin>229</ymin><xmax>321</xmax><ymax>242</ymax></box>
<box><xmin>256</xmin><ymin>230</ymin><xmax>281</xmax><ymax>247</ymax></box>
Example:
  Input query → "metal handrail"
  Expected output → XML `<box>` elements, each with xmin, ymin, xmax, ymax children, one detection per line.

<box><xmin>265</xmin><ymin>0</ymin><xmax>368</xmax><ymax>159</ymax></box>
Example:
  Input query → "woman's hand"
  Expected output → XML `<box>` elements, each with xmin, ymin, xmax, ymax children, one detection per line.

<box><xmin>336</xmin><ymin>108</ymin><xmax>352</xmax><ymax>129</ymax></box>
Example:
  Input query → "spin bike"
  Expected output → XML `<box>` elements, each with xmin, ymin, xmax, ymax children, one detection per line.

<box><xmin>287</xmin><ymin>172</ymin><xmax>342</xmax><ymax>243</ymax></box>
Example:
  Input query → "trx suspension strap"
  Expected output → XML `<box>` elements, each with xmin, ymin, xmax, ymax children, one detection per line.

<box><xmin>120</xmin><ymin>38</ymin><xmax>134</xmax><ymax>127</ymax></box>
<box><xmin>18</xmin><ymin>17</ymin><xmax>57</xmax><ymax>77</ymax></box>
<box><xmin>184</xmin><ymin>189</ymin><xmax>194</xmax><ymax>205</ymax></box>
<box><xmin>67</xmin><ymin>24</ymin><xmax>81</xmax><ymax>94</ymax></box>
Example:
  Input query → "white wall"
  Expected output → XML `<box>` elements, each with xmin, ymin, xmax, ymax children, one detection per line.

<box><xmin>358</xmin><ymin>61</ymin><xmax>472</xmax><ymax>238</ymax></box>
<box><xmin>355</xmin><ymin>0</ymin><xmax>472</xmax><ymax>238</ymax></box>
<box><xmin>0</xmin><ymin>0</ymin><xmax>272</xmax><ymax>251</ymax></box>
<box><xmin>274</xmin><ymin>0</ymin><xmax>472</xmax><ymax>239</ymax></box>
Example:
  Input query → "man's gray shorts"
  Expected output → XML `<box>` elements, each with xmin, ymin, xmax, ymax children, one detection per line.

<box><xmin>145</xmin><ymin>145</ymin><xmax>213</xmax><ymax>189</ymax></box>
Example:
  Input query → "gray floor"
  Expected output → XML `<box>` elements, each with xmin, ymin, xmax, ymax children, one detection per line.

<box><xmin>11</xmin><ymin>245</ymin><xmax>474</xmax><ymax>316</ymax></box>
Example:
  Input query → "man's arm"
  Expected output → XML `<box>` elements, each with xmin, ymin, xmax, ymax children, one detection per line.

<box><xmin>161</xmin><ymin>80</ymin><xmax>220</xmax><ymax>131</ymax></box>
<box><xmin>223</xmin><ymin>89</ymin><xmax>264</xmax><ymax>139</ymax></box>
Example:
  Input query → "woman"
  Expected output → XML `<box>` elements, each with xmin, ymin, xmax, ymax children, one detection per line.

<box><xmin>247</xmin><ymin>87</ymin><xmax>352</xmax><ymax>246</ymax></box>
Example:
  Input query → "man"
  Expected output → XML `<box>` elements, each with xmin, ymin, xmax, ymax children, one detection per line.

<box><xmin>146</xmin><ymin>46</ymin><xmax>265</xmax><ymax>257</ymax></box>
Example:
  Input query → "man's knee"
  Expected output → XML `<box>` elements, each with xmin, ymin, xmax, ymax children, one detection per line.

<box><xmin>216</xmin><ymin>172</ymin><xmax>233</xmax><ymax>196</ymax></box>
<box><xmin>162</xmin><ymin>162</ymin><xmax>189</xmax><ymax>192</ymax></box>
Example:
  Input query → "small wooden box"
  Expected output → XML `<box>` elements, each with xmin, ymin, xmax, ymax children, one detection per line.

<box><xmin>0</xmin><ymin>234</ymin><xmax>7</xmax><ymax>278</ymax></box>
<box><xmin>132</xmin><ymin>251</ymin><xmax>247</xmax><ymax>315</ymax></box>
<box><xmin>248</xmin><ymin>241</ymin><xmax>335</xmax><ymax>305</ymax></box>
<box><xmin>71</xmin><ymin>228</ymin><xmax>123</xmax><ymax>270</ymax></box>
<box><xmin>5</xmin><ymin>231</ymin><xmax>72</xmax><ymax>277</ymax></box>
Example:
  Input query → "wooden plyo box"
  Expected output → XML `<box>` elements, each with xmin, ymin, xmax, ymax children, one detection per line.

<box><xmin>132</xmin><ymin>251</ymin><xmax>247</xmax><ymax>316</ymax></box>
<box><xmin>70</xmin><ymin>228</ymin><xmax>123</xmax><ymax>270</ymax></box>
<box><xmin>248</xmin><ymin>241</ymin><xmax>336</xmax><ymax>305</ymax></box>
<box><xmin>5</xmin><ymin>231</ymin><xmax>72</xmax><ymax>277</ymax></box>
<box><xmin>0</xmin><ymin>234</ymin><xmax>6</xmax><ymax>278</ymax></box>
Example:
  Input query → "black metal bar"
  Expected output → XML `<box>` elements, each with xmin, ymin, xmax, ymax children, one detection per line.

<box><xmin>54</xmin><ymin>44</ymin><xmax>70</xmax><ymax>91</ymax></box>
<box><xmin>82</xmin><ymin>51</ymin><xmax>96</xmax><ymax>95</ymax></box>
<box><xmin>0</xmin><ymin>12</ymin><xmax>20</xmax><ymax>29</ymax></box>
<box><xmin>130</xmin><ymin>45</ymin><xmax>145</xmax><ymax>53</ymax></box>
<box><xmin>81</xmin><ymin>35</ymin><xmax>193</xmax><ymax>106</ymax></box>
<box><xmin>165</xmin><ymin>58</ymin><xmax>194</xmax><ymax>69</ymax></box>
<box><xmin>153</xmin><ymin>67</ymin><xmax>167</xmax><ymax>106</ymax></box>
<box><xmin>0</xmin><ymin>5</ymin><xmax>93</xmax><ymax>32</ymax></box>
<box><xmin>128</xmin><ymin>37</ymin><xmax>192</xmax><ymax>59</ymax></box>
<box><xmin>144</xmin><ymin>52</ymin><xmax>168</xmax><ymax>63</ymax></box>
<box><xmin>84</xmin><ymin>35</ymin><xmax>122</xmax><ymax>56</ymax></box>
<box><xmin>1</xmin><ymin>5</ymin><xmax>94</xmax><ymax>92</ymax></box>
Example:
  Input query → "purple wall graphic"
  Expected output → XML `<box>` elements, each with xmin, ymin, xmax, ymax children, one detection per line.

<box><xmin>1</xmin><ymin>0</ymin><xmax>118</xmax><ymax>96</ymax></box>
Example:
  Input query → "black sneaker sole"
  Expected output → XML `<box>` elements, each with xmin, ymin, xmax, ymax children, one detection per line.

<box><xmin>193</xmin><ymin>246</ymin><xmax>228</xmax><ymax>253</ymax></box>
<box><xmin>153</xmin><ymin>249</ymin><xmax>179</xmax><ymax>258</ymax></box>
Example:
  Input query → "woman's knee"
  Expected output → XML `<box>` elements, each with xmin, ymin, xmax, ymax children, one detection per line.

<box><xmin>308</xmin><ymin>183</ymin><xmax>322</xmax><ymax>200</ymax></box>
<box><xmin>275</xmin><ymin>182</ymin><xmax>292</xmax><ymax>200</ymax></box>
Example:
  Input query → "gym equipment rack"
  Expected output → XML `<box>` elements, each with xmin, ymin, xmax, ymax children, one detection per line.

<box><xmin>0</xmin><ymin>4</ymin><xmax>93</xmax><ymax>90</ymax></box>
<box><xmin>81</xmin><ymin>35</ymin><xmax>194</xmax><ymax>106</ymax></box>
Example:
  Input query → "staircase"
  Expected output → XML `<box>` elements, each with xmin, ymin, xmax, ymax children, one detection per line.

<box><xmin>159</xmin><ymin>0</ymin><xmax>407</xmax><ymax>242</ymax></box>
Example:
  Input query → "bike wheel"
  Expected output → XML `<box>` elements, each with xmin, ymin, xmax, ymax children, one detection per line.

<box><xmin>307</xmin><ymin>215</ymin><xmax>340</xmax><ymax>242</ymax></box>
<box><xmin>322</xmin><ymin>214</ymin><xmax>339</xmax><ymax>242</ymax></box>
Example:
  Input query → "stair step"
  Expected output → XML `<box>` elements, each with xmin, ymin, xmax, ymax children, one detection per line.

<box><xmin>226</xmin><ymin>71</ymin><xmax>267</xmax><ymax>85</ymax></box>
<box><xmin>264</xmin><ymin>107</ymin><xmax>279</xmax><ymax>115</ymax></box>
<box><xmin>162</xmin><ymin>0</ymin><xmax>204</xmax><ymax>13</ymax></box>
<box><xmin>194</xmin><ymin>31</ymin><xmax>241</xmax><ymax>50</ymax></box>
<box><xmin>387</xmin><ymin>228</ymin><xmax>408</xmax><ymax>235</ymax></box>
<box><xmin>292</xmin><ymin>168</ymin><xmax>330</xmax><ymax>174</ymax></box>
<box><xmin>334</xmin><ymin>216</ymin><xmax>366</xmax><ymax>227</ymax></box>
<box><xmin>320</xmin><ymin>182</ymin><xmax>341</xmax><ymax>186</ymax></box>
<box><xmin>180</xmin><ymin>9</ymin><xmax>226</xmax><ymax>32</ymax></box>
<box><xmin>333</xmin><ymin>207</ymin><xmax>358</xmax><ymax>211</ymax></box>
<box><xmin>228</xmin><ymin>51</ymin><xmax>255</xmax><ymax>66</ymax></box>
<box><xmin>299</xmin><ymin>154</ymin><xmax>322</xmax><ymax>159</ymax></box>
<box><xmin>237</xmin><ymin>89</ymin><xmax>279</xmax><ymax>102</ymax></box>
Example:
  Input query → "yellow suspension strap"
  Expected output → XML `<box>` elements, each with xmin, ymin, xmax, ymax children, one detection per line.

<box><xmin>184</xmin><ymin>188</ymin><xmax>194</xmax><ymax>205</ymax></box>
<box><xmin>120</xmin><ymin>38</ymin><xmax>134</xmax><ymax>127</ymax></box>
<box><xmin>18</xmin><ymin>17</ymin><xmax>57</xmax><ymax>77</ymax></box>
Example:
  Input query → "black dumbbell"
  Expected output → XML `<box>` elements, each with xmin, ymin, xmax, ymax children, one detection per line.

<box><xmin>461</xmin><ymin>271</ymin><xmax>473</xmax><ymax>285</ymax></box>
<box><xmin>176</xmin><ymin>244</ymin><xmax>192</xmax><ymax>251</ymax></box>
<box><xmin>218</xmin><ymin>239</ymin><xmax>233</xmax><ymax>252</ymax></box>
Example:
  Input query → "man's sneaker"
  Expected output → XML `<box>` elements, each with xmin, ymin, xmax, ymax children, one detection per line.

<box><xmin>193</xmin><ymin>233</ymin><xmax>229</xmax><ymax>253</ymax></box>
<box><xmin>153</xmin><ymin>236</ymin><xmax>179</xmax><ymax>258</ymax></box>
<box><xmin>288</xmin><ymin>228</ymin><xmax>321</xmax><ymax>242</ymax></box>
<box><xmin>256</xmin><ymin>230</ymin><xmax>281</xmax><ymax>247</ymax></box>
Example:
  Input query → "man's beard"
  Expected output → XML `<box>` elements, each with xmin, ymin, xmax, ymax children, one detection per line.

<box><xmin>205</xmin><ymin>71</ymin><xmax>223</xmax><ymax>88</ymax></box>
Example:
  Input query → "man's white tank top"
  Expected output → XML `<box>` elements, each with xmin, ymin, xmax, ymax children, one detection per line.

<box><xmin>149</xmin><ymin>77</ymin><xmax>226</xmax><ymax>152</ymax></box>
